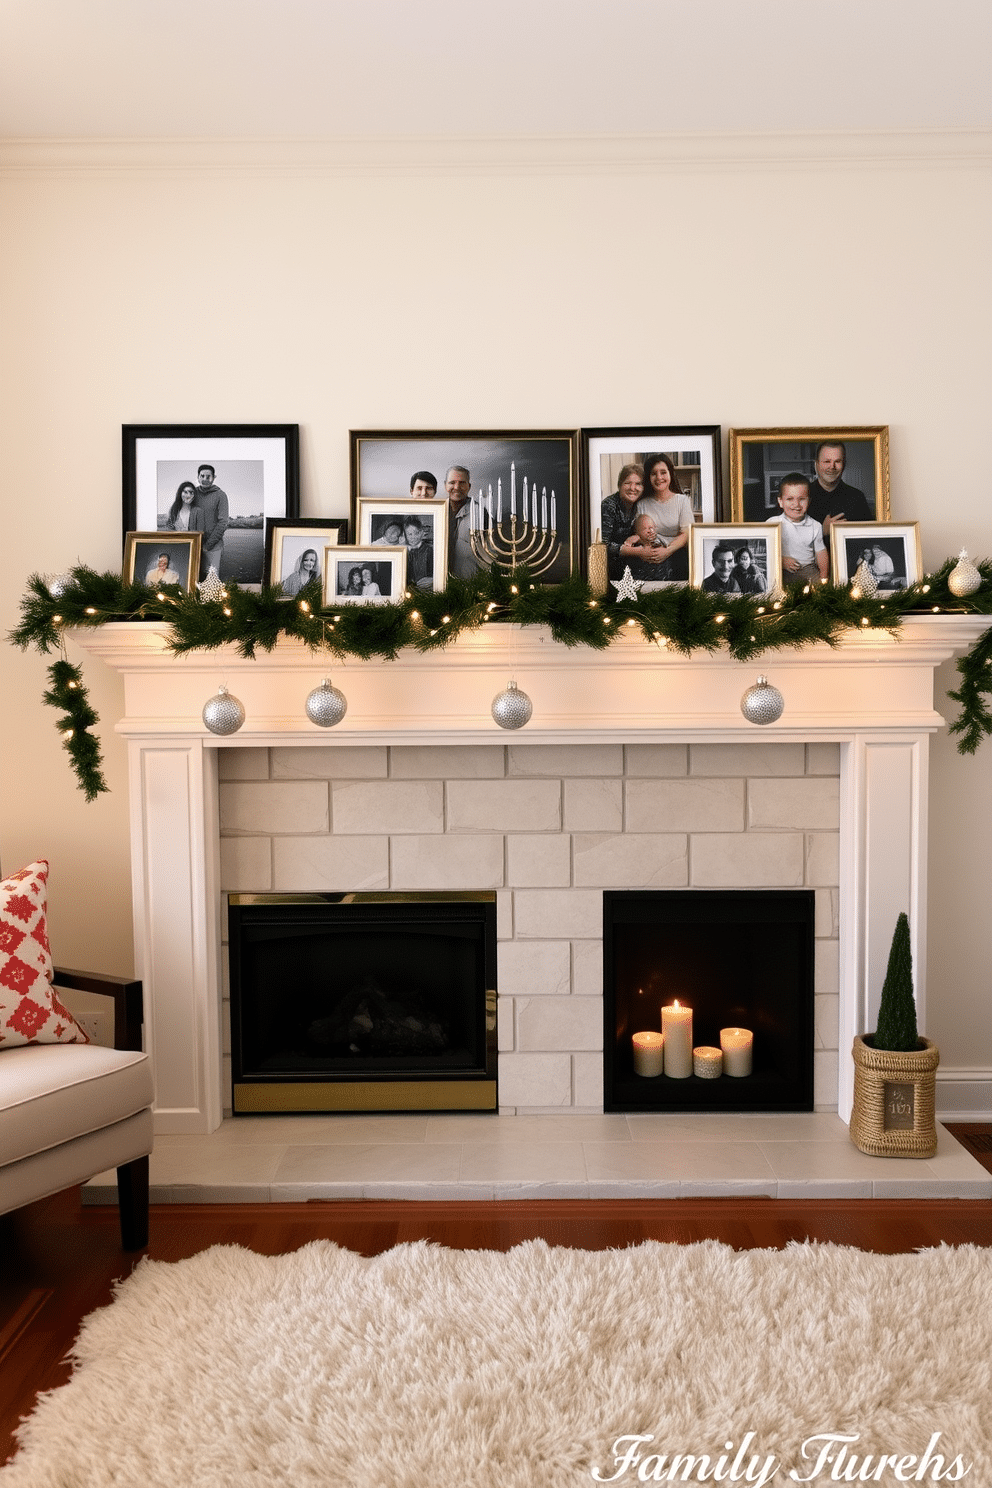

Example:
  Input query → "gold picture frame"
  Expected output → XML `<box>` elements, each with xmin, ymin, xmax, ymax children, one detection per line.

<box><xmin>124</xmin><ymin>531</ymin><xmax>202</xmax><ymax>593</ymax></box>
<box><xmin>729</xmin><ymin>427</ymin><xmax>890</xmax><ymax>527</ymax></box>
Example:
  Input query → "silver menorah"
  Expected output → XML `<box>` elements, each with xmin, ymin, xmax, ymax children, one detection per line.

<box><xmin>468</xmin><ymin>463</ymin><xmax>561</xmax><ymax>577</ymax></box>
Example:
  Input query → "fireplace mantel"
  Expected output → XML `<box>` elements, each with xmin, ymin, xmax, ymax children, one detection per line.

<box><xmin>70</xmin><ymin>616</ymin><xmax>990</xmax><ymax>1134</ymax></box>
<box><xmin>72</xmin><ymin>616</ymin><xmax>985</xmax><ymax>744</ymax></box>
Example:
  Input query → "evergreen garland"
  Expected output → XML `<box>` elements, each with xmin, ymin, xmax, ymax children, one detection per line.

<box><xmin>872</xmin><ymin>912</ymin><xmax>919</xmax><ymax>1051</ymax></box>
<box><xmin>8</xmin><ymin>558</ymin><xmax>992</xmax><ymax>799</ymax></box>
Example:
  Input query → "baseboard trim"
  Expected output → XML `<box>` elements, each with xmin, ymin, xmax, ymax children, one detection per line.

<box><xmin>935</xmin><ymin>1067</ymin><xmax>992</xmax><ymax>1121</ymax></box>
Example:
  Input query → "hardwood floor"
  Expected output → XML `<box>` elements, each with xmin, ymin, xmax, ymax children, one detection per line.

<box><xmin>3</xmin><ymin>1178</ymin><xmax>992</xmax><ymax>1467</ymax></box>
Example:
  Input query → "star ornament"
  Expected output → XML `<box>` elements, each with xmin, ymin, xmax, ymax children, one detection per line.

<box><xmin>610</xmin><ymin>566</ymin><xmax>644</xmax><ymax>602</ymax></box>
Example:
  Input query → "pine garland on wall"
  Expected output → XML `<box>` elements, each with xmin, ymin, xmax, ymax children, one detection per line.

<box><xmin>9</xmin><ymin>558</ymin><xmax>992</xmax><ymax>799</ymax></box>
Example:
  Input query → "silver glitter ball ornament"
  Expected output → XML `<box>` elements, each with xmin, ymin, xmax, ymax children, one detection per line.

<box><xmin>491</xmin><ymin>680</ymin><xmax>533</xmax><ymax>730</ymax></box>
<box><xmin>305</xmin><ymin>678</ymin><xmax>347</xmax><ymax>728</ymax></box>
<box><xmin>741</xmin><ymin>675</ymin><xmax>784</xmax><ymax>726</ymax></box>
<box><xmin>948</xmin><ymin>549</ymin><xmax>981</xmax><ymax>598</ymax></box>
<box><xmin>202</xmin><ymin>684</ymin><xmax>246</xmax><ymax>735</ymax></box>
<box><xmin>46</xmin><ymin>571</ymin><xmax>73</xmax><ymax>598</ymax></box>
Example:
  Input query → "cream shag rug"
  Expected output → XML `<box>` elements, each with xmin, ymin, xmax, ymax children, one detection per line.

<box><xmin>4</xmin><ymin>1240</ymin><xmax>991</xmax><ymax>1487</ymax></box>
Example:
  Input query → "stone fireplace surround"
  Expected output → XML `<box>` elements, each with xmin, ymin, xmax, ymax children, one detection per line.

<box><xmin>72</xmin><ymin>616</ymin><xmax>989</xmax><ymax>1137</ymax></box>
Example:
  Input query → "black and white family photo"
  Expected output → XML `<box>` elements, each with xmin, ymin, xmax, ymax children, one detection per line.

<box><xmin>325</xmin><ymin>546</ymin><xmax>407</xmax><ymax>606</ymax></box>
<box><xmin>351</xmin><ymin>431</ymin><xmax>579</xmax><ymax>585</ymax></box>
<box><xmin>689</xmin><ymin>525</ymin><xmax>781</xmax><ymax>596</ymax></box>
<box><xmin>357</xmin><ymin>498</ymin><xmax>448</xmax><ymax>592</ymax></box>
<box><xmin>830</xmin><ymin>523</ymin><xmax>922</xmax><ymax>591</ymax></box>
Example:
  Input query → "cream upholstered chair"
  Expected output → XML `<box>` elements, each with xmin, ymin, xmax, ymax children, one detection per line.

<box><xmin>0</xmin><ymin>968</ymin><xmax>154</xmax><ymax>1250</ymax></box>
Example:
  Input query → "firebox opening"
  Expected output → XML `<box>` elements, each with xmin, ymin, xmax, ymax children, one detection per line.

<box><xmin>604</xmin><ymin>889</ymin><xmax>815</xmax><ymax>1113</ymax></box>
<box><xmin>228</xmin><ymin>892</ymin><xmax>497</xmax><ymax>1114</ymax></box>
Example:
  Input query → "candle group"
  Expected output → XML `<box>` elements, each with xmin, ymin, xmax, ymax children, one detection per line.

<box><xmin>631</xmin><ymin>1011</ymin><xmax>754</xmax><ymax>1081</ymax></box>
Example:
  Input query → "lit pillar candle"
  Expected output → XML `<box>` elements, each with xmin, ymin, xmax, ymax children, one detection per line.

<box><xmin>693</xmin><ymin>1046</ymin><xmax>723</xmax><ymax>1079</ymax></box>
<box><xmin>661</xmin><ymin>1001</ymin><xmax>693</xmax><ymax>1079</ymax></box>
<box><xmin>720</xmin><ymin>1027</ymin><xmax>753</xmax><ymax>1078</ymax></box>
<box><xmin>632</xmin><ymin>1030</ymin><xmax>664</xmax><ymax>1078</ymax></box>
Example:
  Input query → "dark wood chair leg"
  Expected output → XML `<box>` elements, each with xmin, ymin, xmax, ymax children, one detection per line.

<box><xmin>116</xmin><ymin>1155</ymin><xmax>149</xmax><ymax>1251</ymax></box>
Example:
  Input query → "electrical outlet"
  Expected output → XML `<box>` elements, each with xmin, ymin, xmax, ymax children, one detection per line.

<box><xmin>75</xmin><ymin>1010</ymin><xmax>109</xmax><ymax>1046</ymax></box>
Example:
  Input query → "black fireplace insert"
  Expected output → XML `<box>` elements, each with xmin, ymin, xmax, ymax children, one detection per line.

<box><xmin>604</xmin><ymin>889</ymin><xmax>815</xmax><ymax>1113</ymax></box>
<box><xmin>228</xmin><ymin>892</ymin><xmax>497</xmax><ymax>1114</ymax></box>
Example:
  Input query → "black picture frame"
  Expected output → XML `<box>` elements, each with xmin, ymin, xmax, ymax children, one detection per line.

<box><xmin>580</xmin><ymin>426</ymin><xmax>724</xmax><ymax>583</ymax></box>
<box><xmin>122</xmin><ymin>423</ymin><xmax>300</xmax><ymax>589</ymax></box>
<box><xmin>350</xmin><ymin>429</ymin><xmax>581</xmax><ymax>584</ymax></box>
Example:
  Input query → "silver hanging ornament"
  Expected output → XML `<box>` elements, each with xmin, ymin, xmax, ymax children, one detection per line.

<box><xmin>850</xmin><ymin>560</ymin><xmax>877</xmax><ymax>600</ymax></box>
<box><xmin>197</xmin><ymin>567</ymin><xmax>225</xmax><ymax>603</ymax></box>
<box><xmin>202</xmin><ymin>684</ymin><xmax>246</xmax><ymax>735</ymax></box>
<box><xmin>491</xmin><ymin>680</ymin><xmax>533</xmax><ymax>730</ymax></box>
<box><xmin>948</xmin><ymin>548</ymin><xmax>981</xmax><ymax>598</ymax></box>
<box><xmin>741</xmin><ymin>675</ymin><xmax>784</xmax><ymax>726</ymax></box>
<box><xmin>305</xmin><ymin>677</ymin><xmax>347</xmax><ymax>728</ymax></box>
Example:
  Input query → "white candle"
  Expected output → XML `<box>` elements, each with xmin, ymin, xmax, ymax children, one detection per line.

<box><xmin>488</xmin><ymin>484</ymin><xmax>494</xmax><ymax>525</ymax></box>
<box><xmin>532</xmin><ymin>485</ymin><xmax>538</xmax><ymax>527</ymax></box>
<box><xmin>522</xmin><ymin>476</ymin><xmax>528</xmax><ymax>523</ymax></box>
<box><xmin>632</xmin><ymin>1030</ymin><xmax>664</xmax><ymax>1078</ymax></box>
<box><xmin>511</xmin><ymin>462</ymin><xmax>516</xmax><ymax>519</ymax></box>
<box><xmin>542</xmin><ymin>488</ymin><xmax>548</xmax><ymax>530</ymax></box>
<box><xmin>497</xmin><ymin>480</ymin><xmax>502</xmax><ymax>524</ymax></box>
<box><xmin>550</xmin><ymin>491</ymin><xmax>556</xmax><ymax>532</ymax></box>
<box><xmin>720</xmin><ymin>1027</ymin><xmax>753</xmax><ymax>1078</ymax></box>
<box><xmin>661</xmin><ymin>1001</ymin><xmax>693</xmax><ymax>1079</ymax></box>
<box><xmin>693</xmin><ymin>1046</ymin><xmax>723</xmax><ymax>1080</ymax></box>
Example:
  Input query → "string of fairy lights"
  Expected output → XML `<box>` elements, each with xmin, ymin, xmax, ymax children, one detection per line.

<box><xmin>8</xmin><ymin>552</ymin><xmax>992</xmax><ymax>799</ymax></box>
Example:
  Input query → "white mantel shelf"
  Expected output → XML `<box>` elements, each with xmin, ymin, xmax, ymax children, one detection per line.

<box><xmin>70</xmin><ymin>615</ymin><xmax>988</xmax><ymax>745</ymax></box>
<box><xmin>69</xmin><ymin>615</ymin><xmax>990</xmax><ymax>1135</ymax></box>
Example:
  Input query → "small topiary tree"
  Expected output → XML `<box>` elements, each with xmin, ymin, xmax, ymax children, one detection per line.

<box><xmin>872</xmin><ymin>911</ymin><xmax>919</xmax><ymax>1051</ymax></box>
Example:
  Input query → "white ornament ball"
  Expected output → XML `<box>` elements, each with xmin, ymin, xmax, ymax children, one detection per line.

<box><xmin>948</xmin><ymin>549</ymin><xmax>981</xmax><ymax>598</ymax></box>
<box><xmin>491</xmin><ymin>680</ymin><xmax>533</xmax><ymax>730</ymax></box>
<box><xmin>305</xmin><ymin>678</ymin><xmax>347</xmax><ymax>728</ymax></box>
<box><xmin>202</xmin><ymin>685</ymin><xmax>246</xmax><ymax>735</ymax></box>
<box><xmin>741</xmin><ymin>675</ymin><xmax>784</xmax><ymax>727</ymax></box>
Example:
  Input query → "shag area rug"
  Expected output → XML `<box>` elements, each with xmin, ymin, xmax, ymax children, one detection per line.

<box><xmin>4</xmin><ymin>1240</ymin><xmax>991</xmax><ymax>1487</ymax></box>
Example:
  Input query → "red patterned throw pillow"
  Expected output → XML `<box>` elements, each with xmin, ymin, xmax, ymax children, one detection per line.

<box><xmin>0</xmin><ymin>860</ymin><xmax>88</xmax><ymax>1047</ymax></box>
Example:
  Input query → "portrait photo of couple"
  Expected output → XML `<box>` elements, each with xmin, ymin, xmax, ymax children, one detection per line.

<box><xmin>123</xmin><ymin>424</ymin><xmax>300</xmax><ymax>590</ymax></box>
<box><xmin>327</xmin><ymin>545</ymin><xmax>407</xmax><ymax>606</ymax></box>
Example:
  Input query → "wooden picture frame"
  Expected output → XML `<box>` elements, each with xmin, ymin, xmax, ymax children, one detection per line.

<box><xmin>265</xmin><ymin>518</ymin><xmax>348</xmax><ymax>597</ymax></box>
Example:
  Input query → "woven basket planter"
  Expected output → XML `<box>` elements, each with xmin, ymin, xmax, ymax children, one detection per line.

<box><xmin>849</xmin><ymin>1035</ymin><xmax>939</xmax><ymax>1158</ymax></box>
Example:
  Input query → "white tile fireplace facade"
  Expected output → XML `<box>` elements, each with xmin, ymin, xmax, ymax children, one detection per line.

<box><xmin>218</xmin><ymin>740</ymin><xmax>841</xmax><ymax>1116</ymax></box>
<box><xmin>72</xmin><ymin>616</ymin><xmax>989</xmax><ymax>1135</ymax></box>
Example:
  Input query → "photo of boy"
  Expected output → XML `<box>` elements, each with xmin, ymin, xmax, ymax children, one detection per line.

<box><xmin>765</xmin><ymin>474</ymin><xmax>829</xmax><ymax>583</ymax></box>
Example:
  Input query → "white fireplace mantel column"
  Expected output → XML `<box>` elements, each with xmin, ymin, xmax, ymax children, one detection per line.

<box><xmin>71</xmin><ymin>617</ymin><xmax>990</xmax><ymax>1133</ymax></box>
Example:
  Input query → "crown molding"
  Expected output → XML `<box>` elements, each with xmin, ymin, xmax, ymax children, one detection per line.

<box><xmin>1</xmin><ymin>129</ymin><xmax>990</xmax><ymax>178</ymax></box>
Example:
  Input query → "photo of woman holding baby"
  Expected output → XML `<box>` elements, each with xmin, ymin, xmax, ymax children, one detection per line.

<box><xmin>629</xmin><ymin>453</ymin><xmax>695</xmax><ymax>581</ymax></box>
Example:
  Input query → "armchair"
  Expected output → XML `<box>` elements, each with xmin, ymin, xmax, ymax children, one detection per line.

<box><xmin>0</xmin><ymin>968</ymin><xmax>153</xmax><ymax>1250</ymax></box>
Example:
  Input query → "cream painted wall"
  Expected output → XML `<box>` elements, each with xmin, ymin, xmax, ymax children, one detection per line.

<box><xmin>1</xmin><ymin>146</ymin><xmax>990</xmax><ymax>1072</ymax></box>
